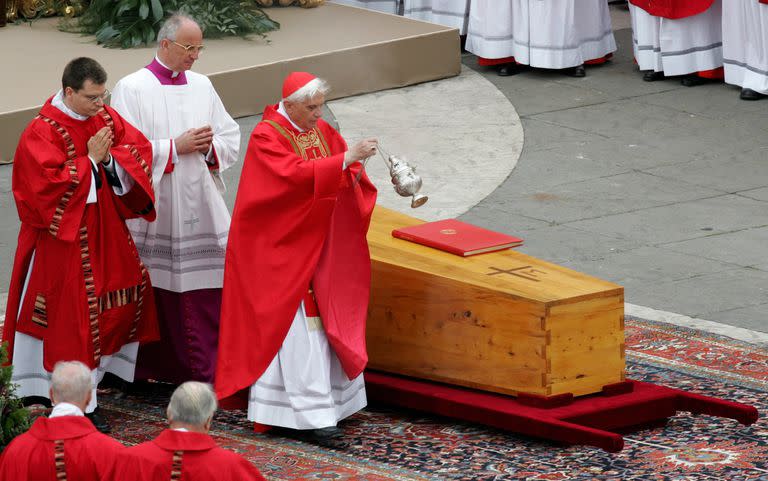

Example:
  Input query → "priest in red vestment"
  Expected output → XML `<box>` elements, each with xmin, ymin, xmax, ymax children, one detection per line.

<box><xmin>108</xmin><ymin>382</ymin><xmax>267</xmax><ymax>481</ymax></box>
<box><xmin>215</xmin><ymin>72</ymin><xmax>378</xmax><ymax>443</ymax></box>
<box><xmin>2</xmin><ymin>57</ymin><xmax>158</xmax><ymax>432</ymax></box>
<box><xmin>628</xmin><ymin>0</ymin><xmax>724</xmax><ymax>85</ymax></box>
<box><xmin>0</xmin><ymin>361</ymin><xmax>125</xmax><ymax>481</ymax></box>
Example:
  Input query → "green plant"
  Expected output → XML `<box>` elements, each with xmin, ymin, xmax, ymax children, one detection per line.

<box><xmin>61</xmin><ymin>0</ymin><xmax>279</xmax><ymax>49</ymax></box>
<box><xmin>0</xmin><ymin>342</ymin><xmax>30</xmax><ymax>450</ymax></box>
<box><xmin>168</xmin><ymin>0</ymin><xmax>280</xmax><ymax>39</ymax></box>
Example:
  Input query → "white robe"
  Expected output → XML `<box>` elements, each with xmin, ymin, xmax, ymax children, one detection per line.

<box><xmin>403</xmin><ymin>0</ymin><xmax>470</xmax><ymax>35</ymax></box>
<box><xmin>330</xmin><ymin>0</ymin><xmax>399</xmax><ymax>14</ymax></box>
<box><xmin>111</xmin><ymin>69</ymin><xmax>240</xmax><ymax>292</ymax></box>
<box><xmin>722</xmin><ymin>0</ymin><xmax>768</xmax><ymax>94</ymax></box>
<box><xmin>247</xmin><ymin>302</ymin><xmax>367</xmax><ymax>430</ymax></box>
<box><xmin>629</xmin><ymin>1</ymin><xmax>723</xmax><ymax>76</ymax></box>
<box><xmin>466</xmin><ymin>0</ymin><xmax>616</xmax><ymax>69</ymax></box>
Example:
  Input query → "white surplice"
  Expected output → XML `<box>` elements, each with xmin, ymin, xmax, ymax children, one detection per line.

<box><xmin>247</xmin><ymin>302</ymin><xmax>367</xmax><ymax>430</ymax></box>
<box><xmin>629</xmin><ymin>1</ymin><xmax>723</xmax><ymax>76</ymax></box>
<box><xmin>111</xmin><ymin>68</ymin><xmax>240</xmax><ymax>292</ymax></box>
<box><xmin>722</xmin><ymin>0</ymin><xmax>768</xmax><ymax>95</ymax></box>
<box><xmin>403</xmin><ymin>0</ymin><xmax>470</xmax><ymax>34</ymax></box>
<box><xmin>466</xmin><ymin>0</ymin><xmax>616</xmax><ymax>69</ymax></box>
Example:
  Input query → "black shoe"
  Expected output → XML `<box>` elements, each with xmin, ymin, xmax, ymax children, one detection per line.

<box><xmin>642</xmin><ymin>71</ymin><xmax>666</xmax><ymax>82</ymax></box>
<box><xmin>564</xmin><ymin>65</ymin><xmax>586</xmax><ymax>77</ymax></box>
<box><xmin>680</xmin><ymin>75</ymin><xmax>711</xmax><ymax>87</ymax></box>
<box><xmin>86</xmin><ymin>408</ymin><xmax>111</xmax><ymax>433</ymax></box>
<box><xmin>311</xmin><ymin>426</ymin><xmax>343</xmax><ymax>441</ymax></box>
<box><xmin>309</xmin><ymin>426</ymin><xmax>346</xmax><ymax>448</ymax></box>
<box><xmin>497</xmin><ymin>63</ymin><xmax>522</xmax><ymax>77</ymax></box>
<box><xmin>274</xmin><ymin>425</ymin><xmax>344</xmax><ymax>447</ymax></box>
<box><xmin>740</xmin><ymin>88</ymin><xmax>766</xmax><ymax>100</ymax></box>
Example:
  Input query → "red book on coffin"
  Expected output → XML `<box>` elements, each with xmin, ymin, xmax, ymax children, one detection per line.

<box><xmin>392</xmin><ymin>219</ymin><xmax>523</xmax><ymax>257</ymax></box>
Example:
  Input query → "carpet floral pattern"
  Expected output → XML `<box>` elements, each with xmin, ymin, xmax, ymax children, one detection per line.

<box><xmin>91</xmin><ymin>316</ymin><xmax>768</xmax><ymax>481</ymax></box>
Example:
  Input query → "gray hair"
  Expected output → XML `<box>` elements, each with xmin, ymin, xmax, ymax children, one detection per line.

<box><xmin>157</xmin><ymin>13</ymin><xmax>198</xmax><ymax>43</ymax></box>
<box><xmin>284</xmin><ymin>77</ymin><xmax>331</xmax><ymax>103</ymax></box>
<box><xmin>167</xmin><ymin>382</ymin><xmax>218</xmax><ymax>426</ymax></box>
<box><xmin>51</xmin><ymin>361</ymin><xmax>92</xmax><ymax>404</ymax></box>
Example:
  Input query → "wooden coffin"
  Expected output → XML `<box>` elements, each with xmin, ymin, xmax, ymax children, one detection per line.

<box><xmin>366</xmin><ymin>206</ymin><xmax>625</xmax><ymax>398</ymax></box>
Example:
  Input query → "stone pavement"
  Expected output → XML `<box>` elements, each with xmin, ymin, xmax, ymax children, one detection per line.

<box><xmin>1</xmin><ymin>5</ymin><xmax>766</xmax><ymax>338</ymax></box>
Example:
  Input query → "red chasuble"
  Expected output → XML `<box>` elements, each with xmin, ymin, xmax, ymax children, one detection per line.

<box><xmin>215</xmin><ymin>105</ymin><xmax>377</xmax><ymax>400</ymax></box>
<box><xmin>109</xmin><ymin>430</ymin><xmax>266</xmax><ymax>481</ymax></box>
<box><xmin>2</xmin><ymin>99</ymin><xmax>158</xmax><ymax>370</ymax></box>
<box><xmin>0</xmin><ymin>416</ymin><xmax>124</xmax><ymax>481</ymax></box>
<box><xmin>629</xmin><ymin>0</ymin><xmax>715</xmax><ymax>18</ymax></box>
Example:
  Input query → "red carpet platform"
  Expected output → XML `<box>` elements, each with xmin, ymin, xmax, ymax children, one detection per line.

<box><xmin>0</xmin><ymin>4</ymin><xmax>460</xmax><ymax>162</ymax></box>
<box><xmin>365</xmin><ymin>370</ymin><xmax>759</xmax><ymax>453</ymax></box>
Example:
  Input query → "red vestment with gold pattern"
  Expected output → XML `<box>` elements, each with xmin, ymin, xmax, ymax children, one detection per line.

<box><xmin>215</xmin><ymin>104</ymin><xmax>377</xmax><ymax>400</ymax></box>
<box><xmin>2</xmin><ymin>99</ymin><xmax>158</xmax><ymax>371</ymax></box>
<box><xmin>108</xmin><ymin>430</ymin><xmax>266</xmax><ymax>481</ymax></box>
<box><xmin>0</xmin><ymin>416</ymin><xmax>124</xmax><ymax>481</ymax></box>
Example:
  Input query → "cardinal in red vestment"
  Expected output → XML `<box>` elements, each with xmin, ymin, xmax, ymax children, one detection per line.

<box><xmin>628</xmin><ymin>0</ymin><xmax>724</xmax><ymax>85</ymax></box>
<box><xmin>107</xmin><ymin>382</ymin><xmax>267</xmax><ymax>481</ymax></box>
<box><xmin>1</xmin><ymin>58</ymin><xmax>158</xmax><ymax>430</ymax></box>
<box><xmin>215</xmin><ymin>72</ymin><xmax>378</xmax><ymax>441</ymax></box>
<box><xmin>0</xmin><ymin>361</ymin><xmax>124</xmax><ymax>481</ymax></box>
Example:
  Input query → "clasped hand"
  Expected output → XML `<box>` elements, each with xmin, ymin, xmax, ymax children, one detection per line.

<box><xmin>87</xmin><ymin>127</ymin><xmax>113</xmax><ymax>164</ymax></box>
<box><xmin>175</xmin><ymin>125</ymin><xmax>214</xmax><ymax>155</ymax></box>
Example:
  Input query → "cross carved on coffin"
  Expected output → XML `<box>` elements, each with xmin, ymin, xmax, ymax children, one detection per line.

<box><xmin>486</xmin><ymin>265</ymin><xmax>546</xmax><ymax>282</ymax></box>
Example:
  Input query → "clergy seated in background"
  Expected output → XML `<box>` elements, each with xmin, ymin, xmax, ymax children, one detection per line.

<box><xmin>0</xmin><ymin>361</ymin><xmax>125</xmax><ymax>481</ymax></box>
<box><xmin>111</xmin><ymin>13</ymin><xmax>240</xmax><ymax>385</ymax></box>
<box><xmin>1</xmin><ymin>56</ymin><xmax>158</xmax><ymax>433</ymax></box>
<box><xmin>215</xmin><ymin>72</ymin><xmax>379</xmax><ymax>445</ymax></box>
<box><xmin>628</xmin><ymin>0</ymin><xmax>724</xmax><ymax>86</ymax></box>
<box><xmin>108</xmin><ymin>382</ymin><xmax>266</xmax><ymax>481</ymax></box>
<box><xmin>465</xmin><ymin>0</ymin><xmax>617</xmax><ymax>77</ymax></box>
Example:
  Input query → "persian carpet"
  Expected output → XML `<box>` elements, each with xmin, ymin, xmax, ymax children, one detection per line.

<box><xmin>4</xmin><ymin>317</ymin><xmax>768</xmax><ymax>481</ymax></box>
<box><xmin>90</xmin><ymin>316</ymin><xmax>768</xmax><ymax>481</ymax></box>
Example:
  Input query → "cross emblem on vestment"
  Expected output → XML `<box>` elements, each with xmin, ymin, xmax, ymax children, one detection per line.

<box><xmin>486</xmin><ymin>266</ymin><xmax>545</xmax><ymax>282</ymax></box>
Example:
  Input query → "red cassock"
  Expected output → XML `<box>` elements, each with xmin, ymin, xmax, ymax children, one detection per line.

<box><xmin>629</xmin><ymin>0</ymin><xmax>715</xmax><ymax>18</ymax></box>
<box><xmin>2</xmin><ymin>99</ymin><xmax>158</xmax><ymax>370</ymax></box>
<box><xmin>108</xmin><ymin>430</ymin><xmax>266</xmax><ymax>481</ymax></box>
<box><xmin>0</xmin><ymin>416</ymin><xmax>124</xmax><ymax>481</ymax></box>
<box><xmin>215</xmin><ymin>104</ymin><xmax>377</xmax><ymax>400</ymax></box>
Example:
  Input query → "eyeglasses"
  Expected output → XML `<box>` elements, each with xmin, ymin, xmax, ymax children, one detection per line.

<box><xmin>83</xmin><ymin>88</ymin><xmax>110</xmax><ymax>104</ymax></box>
<box><xmin>172</xmin><ymin>41</ymin><xmax>205</xmax><ymax>53</ymax></box>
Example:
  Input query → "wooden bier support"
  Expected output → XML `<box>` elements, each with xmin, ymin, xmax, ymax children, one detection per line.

<box><xmin>366</xmin><ymin>206</ymin><xmax>626</xmax><ymax>399</ymax></box>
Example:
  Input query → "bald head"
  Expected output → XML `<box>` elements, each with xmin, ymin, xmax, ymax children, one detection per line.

<box><xmin>167</xmin><ymin>382</ymin><xmax>218</xmax><ymax>432</ymax></box>
<box><xmin>50</xmin><ymin>361</ymin><xmax>92</xmax><ymax>409</ymax></box>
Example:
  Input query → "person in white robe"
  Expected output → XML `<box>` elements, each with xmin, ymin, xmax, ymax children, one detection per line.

<box><xmin>111</xmin><ymin>14</ymin><xmax>240</xmax><ymax>384</ymax></box>
<box><xmin>628</xmin><ymin>1</ymin><xmax>724</xmax><ymax>86</ymax></box>
<box><xmin>403</xmin><ymin>0</ymin><xmax>470</xmax><ymax>35</ymax></box>
<box><xmin>466</xmin><ymin>0</ymin><xmax>616</xmax><ymax>77</ymax></box>
<box><xmin>722</xmin><ymin>0</ymin><xmax>768</xmax><ymax>100</ymax></box>
<box><xmin>330</xmin><ymin>0</ymin><xmax>399</xmax><ymax>14</ymax></box>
